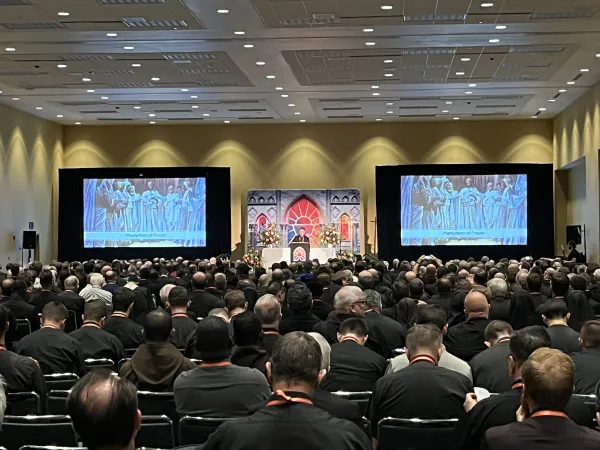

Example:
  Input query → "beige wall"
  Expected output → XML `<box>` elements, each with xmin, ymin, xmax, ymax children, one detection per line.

<box><xmin>554</xmin><ymin>81</ymin><xmax>600</xmax><ymax>262</ymax></box>
<box><xmin>0</xmin><ymin>103</ymin><xmax>63</xmax><ymax>263</ymax></box>
<box><xmin>62</xmin><ymin>120</ymin><xmax>553</xmax><ymax>256</ymax></box>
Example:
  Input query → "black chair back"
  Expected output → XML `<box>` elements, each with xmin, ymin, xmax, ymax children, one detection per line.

<box><xmin>43</xmin><ymin>374</ymin><xmax>78</xmax><ymax>391</ymax></box>
<box><xmin>46</xmin><ymin>390</ymin><xmax>70</xmax><ymax>415</ymax></box>
<box><xmin>7</xmin><ymin>319</ymin><xmax>32</xmax><ymax>345</ymax></box>
<box><xmin>118</xmin><ymin>358</ymin><xmax>131</xmax><ymax>371</ymax></box>
<box><xmin>137</xmin><ymin>391</ymin><xmax>178</xmax><ymax>423</ymax></box>
<box><xmin>1</xmin><ymin>415</ymin><xmax>76</xmax><ymax>450</ymax></box>
<box><xmin>64</xmin><ymin>311</ymin><xmax>77</xmax><ymax>334</ymax></box>
<box><xmin>125</xmin><ymin>348</ymin><xmax>137</xmax><ymax>357</ymax></box>
<box><xmin>572</xmin><ymin>394</ymin><xmax>597</xmax><ymax>417</ymax></box>
<box><xmin>361</xmin><ymin>417</ymin><xmax>371</xmax><ymax>438</ymax></box>
<box><xmin>178</xmin><ymin>416</ymin><xmax>229</xmax><ymax>445</ymax></box>
<box><xmin>19</xmin><ymin>446</ymin><xmax>84</xmax><ymax>450</ymax></box>
<box><xmin>332</xmin><ymin>391</ymin><xmax>372</xmax><ymax>415</ymax></box>
<box><xmin>135</xmin><ymin>415</ymin><xmax>175</xmax><ymax>449</ymax></box>
<box><xmin>6</xmin><ymin>392</ymin><xmax>41</xmax><ymax>416</ymax></box>
<box><xmin>85</xmin><ymin>358</ymin><xmax>116</xmax><ymax>372</ymax></box>
<box><xmin>377</xmin><ymin>418</ymin><xmax>459</xmax><ymax>450</ymax></box>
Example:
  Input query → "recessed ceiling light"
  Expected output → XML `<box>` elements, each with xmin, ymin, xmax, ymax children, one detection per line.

<box><xmin>203</xmin><ymin>113</ymin><xmax>210</xmax><ymax>117</ymax></box>
<box><xmin>276</xmin><ymin>87</ymin><xmax>283</xmax><ymax>90</ymax></box>
<box><xmin>446</xmin><ymin>101</ymin><xmax>453</xmax><ymax>104</ymax></box>
<box><xmin>131</xmin><ymin>63</ymin><xmax>141</xmax><ymax>67</ymax></box>
<box><xmin>281</xmin><ymin>94</ymin><xmax>288</xmax><ymax>98</ymax></box>
<box><xmin>75</xmin><ymin>122</ymin><xmax>81</xmax><ymax>125</ymax></box>
<box><xmin>224</xmin><ymin>120</ymin><xmax>231</xmax><ymax>124</ymax></box>
<box><xmin>56</xmin><ymin>115</ymin><xmax>63</xmax><ymax>118</ymax></box>
<box><xmin>386</xmin><ymin>111</ymin><xmax>394</xmax><ymax>114</ymax></box>
<box><xmin>442</xmin><ymin>110</ymin><xmax>449</xmax><ymax>113</ymax></box>
<box><xmin>234</xmin><ymin>31</ymin><xmax>245</xmax><ymax>35</ymax></box>
<box><xmin>386</xmin><ymin>102</ymin><xmax>394</xmax><ymax>106</ymax></box>
<box><xmin>489</xmin><ymin>38</ymin><xmax>499</xmax><ymax>43</ymax></box>
<box><xmin>12</xmin><ymin>97</ymin><xmax>19</xmax><ymax>100</ymax></box>
<box><xmin>191</xmin><ymin>95</ymin><xmax>198</xmax><ymax>99</ymax></box>
<box><xmin>58</xmin><ymin>11</ymin><xmax>69</xmax><ymax>16</ymax></box>
<box><xmin>456</xmin><ymin>72</ymin><xmax>465</xmax><ymax>76</ymax></box>
<box><xmin>363</xmin><ymin>28</ymin><xmax>374</xmax><ymax>32</ymax></box>
<box><xmin>5</xmin><ymin>47</ymin><xmax>15</xmax><ymax>52</ymax></box>
<box><xmin>481</xmin><ymin>2</ymin><xmax>494</xmax><ymax>7</ymax></box>
<box><xmin>288</xmin><ymin>103</ymin><xmax>295</xmax><ymax>107</ymax></box>
<box><xmin>371</xmin><ymin>85</ymin><xmax>379</xmax><ymax>89</ymax></box>
<box><xmin>376</xmin><ymin>119</ymin><xmax>382</xmax><ymax>121</ymax></box>
<box><xmin>101</xmin><ymin>96</ymin><xmax>109</xmax><ymax>100</ymax></box>
<box><xmin>548</xmin><ymin>99</ymin><xmax>556</xmax><ymax>102</ymax></box>
<box><xmin>567</xmin><ymin>81</ymin><xmax>575</xmax><ymax>85</ymax></box>
<box><xmin>580</xmin><ymin>68</ymin><xmax>589</xmax><ymax>72</ymax></box>
<box><xmin>256</xmin><ymin>61</ymin><xmax>265</xmax><ymax>66</ymax></box>
<box><xmin>181</xmin><ymin>88</ymin><xmax>188</xmax><ymax>92</ymax></box>
<box><xmin>150</xmin><ymin>121</ymin><xmax>156</xmax><ymax>124</ymax></box>
<box><xmin>365</xmin><ymin>42</ymin><xmax>376</xmax><ymax>46</ymax></box>
<box><xmin>300</xmin><ymin>120</ymin><xmax>306</xmax><ymax>123</ymax></box>
<box><xmin>35</xmin><ymin>107</ymin><xmax>43</xmax><ymax>110</ymax></box>
<box><xmin>266</xmin><ymin>75</ymin><xmax>275</xmax><ymax>79</ymax></box>
<box><xmin>87</xmin><ymin>89</ymin><xmax>95</xmax><ymax>93</ymax></box>
<box><xmin>124</xmin><ymin>46</ymin><xmax>135</xmax><ymax>50</ymax></box>
<box><xmin>372</xmin><ymin>93</ymin><xmax>380</xmax><ymax>96</ymax></box>
<box><xmin>381</xmin><ymin>5</ymin><xmax>393</xmax><ymax>10</ymax></box>
<box><xmin>453</xmin><ymin>117</ymin><xmax>460</xmax><ymax>120</ymax></box>
<box><xmin>558</xmin><ymin>89</ymin><xmax>567</xmax><ymax>92</ymax></box>
<box><xmin>294</xmin><ymin>112</ymin><xmax>301</xmax><ymax>115</ymax></box>
<box><xmin>384</xmin><ymin>73</ymin><xmax>393</xmax><ymax>77</ymax></box>
<box><xmin>531</xmin><ymin>116</ymin><xmax>538</xmax><ymax>119</ymax></box>
<box><xmin>217</xmin><ymin>9</ymin><xmax>229</xmax><ymax>14</ymax></box>
<box><xmin>106</xmin><ymin>33</ymin><xmax>118</xmax><ymax>37</ymax></box>
<box><xmin>151</xmin><ymin>77</ymin><xmax>160</xmax><ymax>81</ymax></box>
<box><xmin>149</xmin><ymin>113</ymin><xmax>156</xmax><ymax>117</ymax></box>
<box><xmin>538</xmin><ymin>108</ymin><xmax>546</xmax><ymax>111</ymax></box>
<box><xmin>495</xmin><ymin>25</ymin><xmax>506</xmax><ymax>29</ymax></box>
<box><xmin>384</xmin><ymin>59</ymin><xmax>393</xmax><ymax>63</ymax></box>
<box><xmin>192</xmin><ymin>105</ymin><xmax>199</xmax><ymax>109</ymax></box>
<box><xmin>597</xmin><ymin>54</ymin><xmax>600</xmax><ymax>58</ymax></box>
<box><xmin>461</xmin><ymin>58</ymin><xmax>471</xmax><ymax>62</ymax></box>
<box><xmin>57</xmin><ymin>64</ymin><xmax>67</xmax><ymax>68</ymax></box>
<box><xmin>244</xmin><ymin>44</ymin><xmax>254</xmax><ymax>48</ymax></box>
<box><xmin>134</xmin><ymin>106</ymin><xmax>141</xmax><ymax>110</ymax></box>
<box><xmin>468</xmin><ymin>83</ymin><xmax>477</xmax><ymax>87</ymax></box>
<box><xmin>465</xmin><ymin>91</ymin><xmax>473</xmax><ymax>94</ymax></box>
<box><xmin>82</xmin><ymin>78</ymin><xmax>91</xmax><ymax>82</ymax></box>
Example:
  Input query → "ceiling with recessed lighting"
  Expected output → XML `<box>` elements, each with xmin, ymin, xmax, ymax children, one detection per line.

<box><xmin>0</xmin><ymin>0</ymin><xmax>599</xmax><ymax>125</ymax></box>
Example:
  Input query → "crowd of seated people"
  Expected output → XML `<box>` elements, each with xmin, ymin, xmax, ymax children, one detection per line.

<box><xmin>0</xmin><ymin>254</ymin><xmax>599</xmax><ymax>449</ymax></box>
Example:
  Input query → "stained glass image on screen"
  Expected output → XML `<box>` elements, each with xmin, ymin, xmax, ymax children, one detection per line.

<box><xmin>401</xmin><ymin>175</ymin><xmax>527</xmax><ymax>246</ymax></box>
<box><xmin>83</xmin><ymin>178</ymin><xmax>206</xmax><ymax>248</ymax></box>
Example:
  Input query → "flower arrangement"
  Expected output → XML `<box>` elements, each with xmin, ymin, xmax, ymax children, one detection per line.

<box><xmin>243</xmin><ymin>249</ymin><xmax>263</xmax><ymax>267</ymax></box>
<box><xmin>337</xmin><ymin>249</ymin><xmax>356</xmax><ymax>261</ymax></box>
<box><xmin>259</xmin><ymin>223</ymin><xmax>281</xmax><ymax>247</ymax></box>
<box><xmin>320</xmin><ymin>224</ymin><xmax>342</xmax><ymax>246</ymax></box>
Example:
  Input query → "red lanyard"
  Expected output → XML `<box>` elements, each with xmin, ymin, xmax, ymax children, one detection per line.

<box><xmin>111</xmin><ymin>312</ymin><xmax>128</xmax><ymax>318</ymax></box>
<box><xmin>409</xmin><ymin>355</ymin><xmax>437</xmax><ymax>366</ymax></box>
<box><xmin>340</xmin><ymin>337</ymin><xmax>361</xmax><ymax>345</ymax></box>
<box><xmin>267</xmin><ymin>390</ymin><xmax>313</xmax><ymax>407</ymax></box>
<box><xmin>496</xmin><ymin>336</ymin><xmax>511</xmax><ymax>345</ymax></box>
<box><xmin>82</xmin><ymin>321</ymin><xmax>101</xmax><ymax>329</ymax></box>
<box><xmin>264</xmin><ymin>331</ymin><xmax>279</xmax><ymax>335</ymax></box>
<box><xmin>531</xmin><ymin>410</ymin><xmax>568</xmax><ymax>419</ymax></box>
<box><xmin>200</xmin><ymin>361</ymin><xmax>232</xmax><ymax>368</ymax></box>
<box><xmin>172</xmin><ymin>313</ymin><xmax>189</xmax><ymax>318</ymax></box>
<box><xmin>0</xmin><ymin>345</ymin><xmax>5</xmax><ymax>351</ymax></box>
<box><xmin>511</xmin><ymin>380</ymin><xmax>524</xmax><ymax>390</ymax></box>
<box><xmin>41</xmin><ymin>324</ymin><xmax>60</xmax><ymax>331</ymax></box>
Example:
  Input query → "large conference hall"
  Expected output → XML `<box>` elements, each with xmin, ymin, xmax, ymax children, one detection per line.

<box><xmin>0</xmin><ymin>1</ymin><xmax>600</xmax><ymax>449</ymax></box>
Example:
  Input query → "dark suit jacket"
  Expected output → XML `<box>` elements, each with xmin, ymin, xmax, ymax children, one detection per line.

<box><xmin>291</xmin><ymin>235</ymin><xmax>310</xmax><ymax>243</ymax></box>
<box><xmin>363</xmin><ymin>310</ymin><xmax>406</xmax><ymax>359</ymax></box>
<box><xmin>444</xmin><ymin>317</ymin><xmax>490</xmax><ymax>362</ymax></box>
<box><xmin>189</xmin><ymin>289</ymin><xmax>225</xmax><ymax>319</ymax></box>
<box><xmin>489</xmin><ymin>296</ymin><xmax>510</xmax><ymax>322</ymax></box>
<box><xmin>29</xmin><ymin>290</ymin><xmax>62</xmax><ymax>315</ymax></box>
<box><xmin>2</xmin><ymin>298</ymin><xmax>39</xmax><ymax>331</ymax></box>
<box><xmin>59</xmin><ymin>290</ymin><xmax>85</xmax><ymax>327</ymax></box>
<box><xmin>468</xmin><ymin>340</ymin><xmax>511</xmax><ymax>393</ymax></box>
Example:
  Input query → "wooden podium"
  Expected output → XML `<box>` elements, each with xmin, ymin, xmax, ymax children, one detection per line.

<box><xmin>290</xmin><ymin>243</ymin><xmax>310</xmax><ymax>262</ymax></box>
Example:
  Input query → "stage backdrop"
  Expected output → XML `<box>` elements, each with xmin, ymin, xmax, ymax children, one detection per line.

<box><xmin>247</xmin><ymin>189</ymin><xmax>360</xmax><ymax>253</ymax></box>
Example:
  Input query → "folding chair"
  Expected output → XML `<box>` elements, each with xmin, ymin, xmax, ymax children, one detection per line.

<box><xmin>46</xmin><ymin>390</ymin><xmax>70</xmax><ymax>415</ymax></box>
<box><xmin>332</xmin><ymin>391</ymin><xmax>372</xmax><ymax>415</ymax></box>
<box><xmin>125</xmin><ymin>348</ymin><xmax>137</xmax><ymax>358</ymax></box>
<box><xmin>43</xmin><ymin>374</ymin><xmax>79</xmax><ymax>391</ymax></box>
<box><xmin>64</xmin><ymin>311</ymin><xmax>78</xmax><ymax>334</ymax></box>
<box><xmin>178</xmin><ymin>416</ymin><xmax>230</xmax><ymax>445</ymax></box>
<box><xmin>135</xmin><ymin>415</ymin><xmax>175</xmax><ymax>449</ymax></box>
<box><xmin>137</xmin><ymin>391</ymin><xmax>178</xmax><ymax>423</ymax></box>
<box><xmin>85</xmin><ymin>358</ymin><xmax>116</xmax><ymax>372</ymax></box>
<box><xmin>118</xmin><ymin>358</ymin><xmax>131</xmax><ymax>371</ymax></box>
<box><xmin>6</xmin><ymin>392</ymin><xmax>41</xmax><ymax>415</ymax></box>
<box><xmin>377</xmin><ymin>418</ymin><xmax>459</xmax><ymax>450</ymax></box>
<box><xmin>1</xmin><ymin>415</ymin><xmax>77</xmax><ymax>450</ymax></box>
<box><xmin>572</xmin><ymin>393</ymin><xmax>597</xmax><ymax>417</ymax></box>
<box><xmin>19</xmin><ymin>446</ymin><xmax>84</xmax><ymax>450</ymax></box>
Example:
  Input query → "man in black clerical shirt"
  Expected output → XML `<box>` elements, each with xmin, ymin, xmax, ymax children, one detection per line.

<box><xmin>469</xmin><ymin>320</ymin><xmax>513</xmax><ymax>392</ymax></box>
<box><xmin>166</xmin><ymin>286</ymin><xmax>198</xmax><ymax>350</ymax></box>
<box><xmin>312</xmin><ymin>286</ymin><xmax>367</xmax><ymax>344</ymax></box>
<box><xmin>369</xmin><ymin>324</ymin><xmax>473</xmax><ymax>445</ymax></box>
<box><xmin>452</xmin><ymin>326</ymin><xmax>593</xmax><ymax>450</ymax></box>
<box><xmin>29</xmin><ymin>270</ymin><xmax>61</xmax><ymax>315</ymax></box>
<box><xmin>362</xmin><ymin>289</ymin><xmax>406</xmax><ymax>359</ymax></box>
<box><xmin>279</xmin><ymin>283</ymin><xmax>321</xmax><ymax>335</ymax></box>
<box><xmin>322</xmin><ymin>318</ymin><xmax>386</xmax><ymax>392</ymax></box>
<box><xmin>254</xmin><ymin>294</ymin><xmax>281</xmax><ymax>356</ymax></box>
<box><xmin>572</xmin><ymin>320</ymin><xmax>600</xmax><ymax>394</ymax></box>
<box><xmin>189</xmin><ymin>272</ymin><xmax>224</xmax><ymax>319</ymax></box>
<box><xmin>2</xmin><ymin>279</ymin><xmax>39</xmax><ymax>333</ymax></box>
<box><xmin>444</xmin><ymin>290</ymin><xmax>491</xmax><ymax>362</ymax></box>
<box><xmin>59</xmin><ymin>275</ymin><xmax>85</xmax><ymax>328</ymax></box>
<box><xmin>230</xmin><ymin>311</ymin><xmax>269</xmax><ymax>377</ymax></box>
<box><xmin>0</xmin><ymin>304</ymin><xmax>46</xmax><ymax>403</ymax></box>
<box><xmin>482</xmin><ymin>348</ymin><xmax>600</xmax><ymax>450</ymax></box>
<box><xmin>15</xmin><ymin>301</ymin><xmax>87</xmax><ymax>376</ymax></box>
<box><xmin>102</xmin><ymin>288</ymin><xmax>144</xmax><ymax>350</ymax></box>
<box><xmin>203</xmin><ymin>331</ymin><xmax>370</xmax><ymax>450</ymax></box>
<box><xmin>428</xmin><ymin>277</ymin><xmax>453</xmax><ymax>318</ymax></box>
<box><xmin>69</xmin><ymin>299</ymin><xmax>126</xmax><ymax>364</ymax></box>
<box><xmin>541</xmin><ymin>299</ymin><xmax>581</xmax><ymax>354</ymax></box>
<box><xmin>290</xmin><ymin>227</ymin><xmax>310</xmax><ymax>244</ymax></box>
<box><xmin>102</xmin><ymin>271</ymin><xmax>121</xmax><ymax>295</ymax></box>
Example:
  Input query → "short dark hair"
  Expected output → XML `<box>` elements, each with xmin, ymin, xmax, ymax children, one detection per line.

<box><xmin>408</xmin><ymin>278</ymin><xmax>424</xmax><ymax>296</ymax></box>
<box><xmin>232</xmin><ymin>311</ymin><xmax>262</xmax><ymax>346</ymax></box>
<box><xmin>339</xmin><ymin>318</ymin><xmax>369</xmax><ymax>338</ymax></box>
<box><xmin>112</xmin><ymin>288</ymin><xmax>136</xmax><ymax>312</ymax></box>
<box><xmin>509</xmin><ymin>326</ymin><xmax>551</xmax><ymax>366</ymax></box>
<box><xmin>195</xmin><ymin>316</ymin><xmax>232</xmax><ymax>361</ymax></box>
<box><xmin>551</xmin><ymin>272</ymin><xmax>570</xmax><ymax>297</ymax></box>
<box><xmin>143</xmin><ymin>310</ymin><xmax>172</xmax><ymax>342</ymax></box>
<box><xmin>168</xmin><ymin>286</ymin><xmax>189</xmax><ymax>308</ymax></box>
<box><xmin>270</xmin><ymin>332</ymin><xmax>322</xmax><ymax>386</ymax></box>
<box><xmin>0</xmin><ymin>304</ymin><xmax>10</xmax><ymax>334</ymax></box>
<box><xmin>406</xmin><ymin>324</ymin><xmax>442</xmax><ymax>354</ymax></box>
<box><xmin>541</xmin><ymin>299</ymin><xmax>569</xmax><ymax>320</ymax></box>
<box><xmin>570</xmin><ymin>275</ymin><xmax>586</xmax><ymax>291</ymax></box>
<box><xmin>526</xmin><ymin>272</ymin><xmax>542</xmax><ymax>292</ymax></box>
<box><xmin>580</xmin><ymin>320</ymin><xmax>600</xmax><ymax>348</ymax></box>
<box><xmin>266</xmin><ymin>281</ymin><xmax>284</xmax><ymax>296</ymax></box>
<box><xmin>84</xmin><ymin>299</ymin><xmax>107</xmax><ymax>323</ymax></box>
<box><xmin>484</xmin><ymin>320</ymin><xmax>513</xmax><ymax>341</ymax></box>
<box><xmin>415</xmin><ymin>305</ymin><xmax>446</xmax><ymax>331</ymax></box>
<box><xmin>286</xmin><ymin>283</ymin><xmax>313</xmax><ymax>313</ymax></box>
<box><xmin>42</xmin><ymin>300</ymin><xmax>68</xmax><ymax>323</ymax></box>
<box><xmin>68</xmin><ymin>369</ymin><xmax>138</xmax><ymax>450</ymax></box>
<box><xmin>473</xmin><ymin>269</ymin><xmax>487</xmax><ymax>285</ymax></box>
<box><xmin>40</xmin><ymin>270</ymin><xmax>53</xmax><ymax>288</ymax></box>
<box><xmin>1</xmin><ymin>278</ymin><xmax>12</xmax><ymax>296</ymax></box>
<box><xmin>139</xmin><ymin>267</ymin><xmax>150</xmax><ymax>279</ymax></box>
<box><xmin>436</xmin><ymin>277</ymin><xmax>452</xmax><ymax>295</ymax></box>
<box><xmin>224</xmin><ymin>289</ymin><xmax>246</xmax><ymax>313</ymax></box>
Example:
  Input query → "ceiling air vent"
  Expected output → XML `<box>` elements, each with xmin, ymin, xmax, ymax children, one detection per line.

<box><xmin>122</xmin><ymin>17</ymin><xmax>188</xmax><ymax>28</ymax></box>
<box><xmin>97</xmin><ymin>0</ymin><xmax>165</xmax><ymax>4</ymax></box>
<box><xmin>0</xmin><ymin>0</ymin><xmax>31</xmax><ymax>5</ymax></box>
<box><xmin>1</xmin><ymin>22</ymin><xmax>65</xmax><ymax>30</ymax></box>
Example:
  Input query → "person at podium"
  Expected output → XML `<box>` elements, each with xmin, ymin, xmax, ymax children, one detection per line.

<box><xmin>290</xmin><ymin>227</ymin><xmax>310</xmax><ymax>244</ymax></box>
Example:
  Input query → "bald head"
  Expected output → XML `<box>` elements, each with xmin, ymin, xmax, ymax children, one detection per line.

<box><xmin>405</xmin><ymin>271</ymin><xmax>417</xmax><ymax>282</ymax></box>
<box><xmin>458</xmin><ymin>269</ymin><xmax>469</xmax><ymax>280</ymax></box>
<box><xmin>464</xmin><ymin>290</ymin><xmax>489</xmax><ymax>318</ymax></box>
<box><xmin>191</xmin><ymin>271</ymin><xmax>206</xmax><ymax>290</ymax></box>
<box><xmin>358</xmin><ymin>270</ymin><xmax>372</xmax><ymax>280</ymax></box>
<box><xmin>105</xmin><ymin>271</ymin><xmax>116</xmax><ymax>283</ymax></box>
<box><xmin>101</xmin><ymin>265</ymin><xmax>111</xmax><ymax>276</ymax></box>
<box><xmin>1</xmin><ymin>278</ymin><xmax>13</xmax><ymax>296</ymax></box>
<box><xmin>425</xmin><ymin>264</ymin><xmax>437</xmax><ymax>277</ymax></box>
<box><xmin>494</xmin><ymin>272</ymin><xmax>506</xmax><ymax>280</ymax></box>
